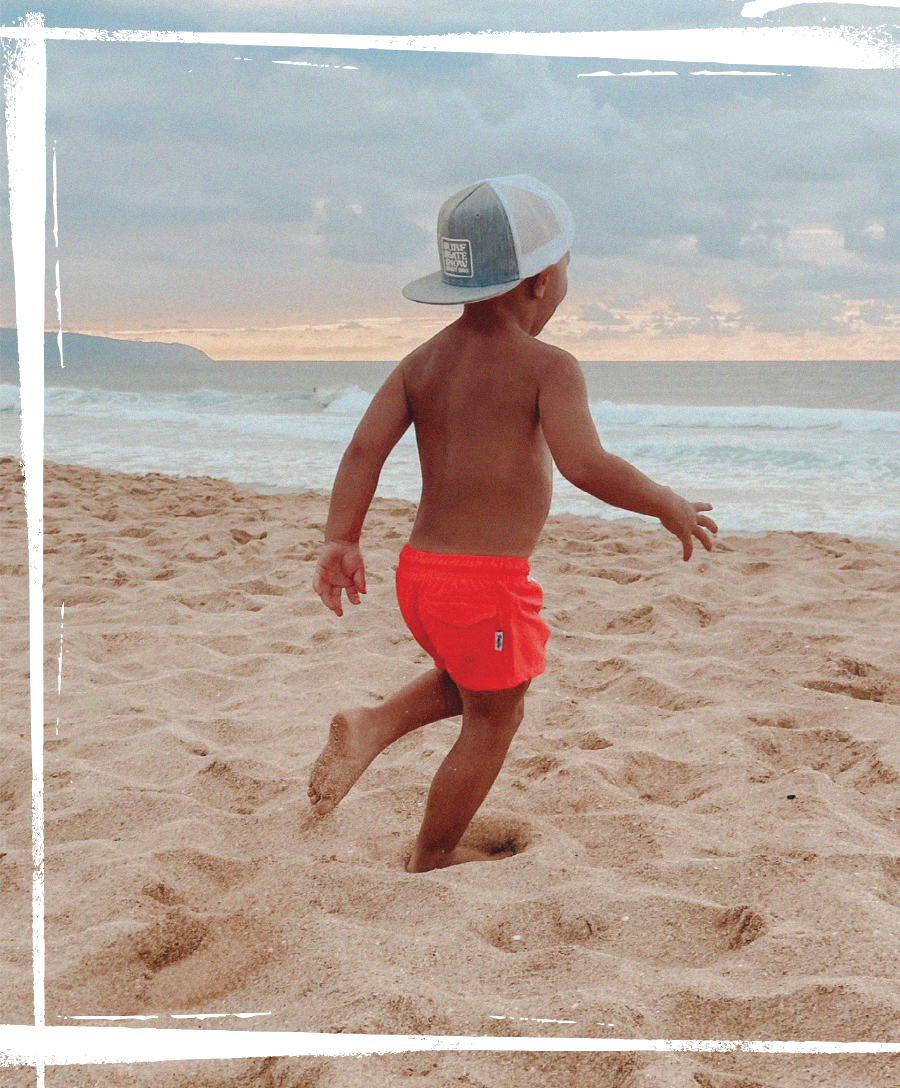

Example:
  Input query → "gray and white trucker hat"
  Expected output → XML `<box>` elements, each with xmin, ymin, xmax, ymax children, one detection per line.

<box><xmin>402</xmin><ymin>174</ymin><xmax>574</xmax><ymax>305</ymax></box>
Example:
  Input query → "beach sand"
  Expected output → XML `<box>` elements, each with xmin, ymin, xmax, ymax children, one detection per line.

<box><xmin>1</xmin><ymin>457</ymin><xmax>899</xmax><ymax>1087</ymax></box>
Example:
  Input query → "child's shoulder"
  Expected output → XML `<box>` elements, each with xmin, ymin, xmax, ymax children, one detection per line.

<box><xmin>522</xmin><ymin>338</ymin><xmax>582</xmax><ymax>385</ymax></box>
<box><xmin>398</xmin><ymin>324</ymin><xmax>452</xmax><ymax>369</ymax></box>
<box><xmin>528</xmin><ymin>338</ymin><xmax>578</xmax><ymax>366</ymax></box>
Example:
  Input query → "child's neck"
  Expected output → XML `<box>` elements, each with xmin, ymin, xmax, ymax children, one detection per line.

<box><xmin>460</xmin><ymin>293</ymin><xmax>551</xmax><ymax>338</ymax></box>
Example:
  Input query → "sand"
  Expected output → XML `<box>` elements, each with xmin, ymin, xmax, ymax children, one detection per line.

<box><xmin>1</xmin><ymin>456</ymin><xmax>899</xmax><ymax>1088</ymax></box>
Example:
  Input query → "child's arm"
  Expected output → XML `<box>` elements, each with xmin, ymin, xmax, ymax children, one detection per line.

<box><xmin>538</xmin><ymin>351</ymin><xmax>718</xmax><ymax>561</ymax></box>
<box><xmin>314</xmin><ymin>366</ymin><xmax>412</xmax><ymax>615</ymax></box>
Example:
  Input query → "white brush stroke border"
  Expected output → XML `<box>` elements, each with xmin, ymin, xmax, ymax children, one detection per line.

<box><xmin>1</xmin><ymin>9</ymin><xmax>899</xmax><ymax>1073</ymax></box>
<box><xmin>2</xmin><ymin>1026</ymin><xmax>900</xmax><ymax>1065</ymax></box>
<box><xmin>0</xmin><ymin>26</ymin><xmax>899</xmax><ymax>67</ymax></box>
<box><xmin>2</xmin><ymin>10</ymin><xmax>46</xmax><ymax>1083</ymax></box>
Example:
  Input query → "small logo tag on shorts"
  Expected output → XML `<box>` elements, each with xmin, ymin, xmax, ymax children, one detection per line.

<box><xmin>495</xmin><ymin>631</ymin><xmax>504</xmax><ymax>651</ymax></box>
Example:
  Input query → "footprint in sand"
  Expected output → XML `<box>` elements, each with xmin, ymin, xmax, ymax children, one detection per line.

<box><xmin>142</xmin><ymin>880</ymin><xmax>185</xmax><ymax>907</ymax></box>
<box><xmin>478</xmin><ymin>894</ymin><xmax>767</xmax><ymax>967</ymax></box>
<box><xmin>878</xmin><ymin>858</ymin><xmax>900</xmax><ymax>910</ymax></box>
<box><xmin>749</xmin><ymin>727</ymin><xmax>899</xmax><ymax>795</ymax></box>
<box><xmin>133</xmin><ymin>908</ymin><xmax>209</xmax><ymax>974</ymax></box>
<box><xmin>188</xmin><ymin>755</ymin><xmax>289</xmax><ymax>815</ymax></box>
<box><xmin>147</xmin><ymin>848</ymin><xmax>261</xmax><ymax>910</ymax></box>
<box><xmin>480</xmin><ymin>908</ymin><xmax>610</xmax><ymax>953</ymax></box>
<box><xmin>717</xmin><ymin>904</ymin><xmax>766</xmax><ymax>951</ymax></box>
<box><xmin>460</xmin><ymin>816</ymin><xmax>532</xmax><ymax>860</ymax></box>
<box><xmin>513</xmin><ymin>753</ymin><xmax>562</xmax><ymax>779</ymax></box>
<box><xmin>803</xmin><ymin>676</ymin><xmax>889</xmax><ymax>703</ymax></box>
<box><xmin>574</xmin><ymin>731</ymin><xmax>613</xmax><ymax>752</ymax></box>
<box><xmin>116</xmin><ymin>905</ymin><xmax>273</xmax><ymax>1010</ymax></box>
<box><xmin>663</xmin><ymin>978</ymin><xmax>896</xmax><ymax>1043</ymax></box>
<box><xmin>604</xmin><ymin>603</ymin><xmax>657</xmax><ymax>633</ymax></box>
<box><xmin>748</xmin><ymin>709</ymin><xmax>802</xmax><ymax>730</ymax></box>
<box><xmin>616</xmin><ymin>751</ymin><xmax>716</xmax><ymax>807</ymax></box>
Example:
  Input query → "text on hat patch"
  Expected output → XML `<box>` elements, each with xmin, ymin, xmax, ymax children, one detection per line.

<box><xmin>441</xmin><ymin>237</ymin><xmax>473</xmax><ymax>278</ymax></box>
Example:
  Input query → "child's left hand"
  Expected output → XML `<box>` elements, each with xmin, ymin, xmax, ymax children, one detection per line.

<box><xmin>313</xmin><ymin>540</ymin><xmax>367</xmax><ymax>616</ymax></box>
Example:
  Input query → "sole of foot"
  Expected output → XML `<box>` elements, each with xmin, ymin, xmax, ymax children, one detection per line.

<box><xmin>307</xmin><ymin>709</ymin><xmax>385</xmax><ymax>815</ymax></box>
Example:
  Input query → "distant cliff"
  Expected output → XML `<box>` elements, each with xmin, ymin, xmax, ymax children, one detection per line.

<box><xmin>0</xmin><ymin>329</ymin><xmax>212</xmax><ymax>372</ymax></box>
<box><xmin>0</xmin><ymin>329</ymin><xmax>216</xmax><ymax>391</ymax></box>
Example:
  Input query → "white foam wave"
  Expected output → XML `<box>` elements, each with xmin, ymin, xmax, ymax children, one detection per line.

<box><xmin>18</xmin><ymin>383</ymin><xmax>898</xmax><ymax>436</ymax></box>
<box><xmin>32</xmin><ymin>384</ymin><xmax>384</xmax><ymax>446</ymax></box>
<box><xmin>320</xmin><ymin>385</ymin><xmax>374</xmax><ymax>416</ymax></box>
<box><xmin>0</xmin><ymin>384</ymin><xmax>22</xmax><ymax>412</ymax></box>
<box><xmin>3</xmin><ymin>379</ymin><xmax>897</xmax><ymax>542</ymax></box>
<box><xmin>590</xmin><ymin>400</ymin><xmax>900</xmax><ymax>433</ymax></box>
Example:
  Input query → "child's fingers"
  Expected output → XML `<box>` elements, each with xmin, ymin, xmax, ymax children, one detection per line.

<box><xmin>695</xmin><ymin>526</ymin><xmax>715</xmax><ymax>552</ymax></box>
<box><xmin>681</xmin><ymin>522</ymin><xmax>718</xmax><ymax>560</ymax></box>
<box><xmin>314</xmin><ymin>572</ymin><xmax>344</xmax><ymax>616</ymax></box>
<box><xmin>321</xmin><ymin>594</ymin><xmax>342</xmax><ymax>616</ymax></box>
<box><xmin>325</xmin><ymin>583</ymin><xmax>344</xmax><ymax>615</ymax></box>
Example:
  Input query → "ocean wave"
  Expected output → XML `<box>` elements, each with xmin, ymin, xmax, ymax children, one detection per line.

<box><xmin>590</xmin><ymin>400</ymin><xmax>900</xmax><ymax>433</ymax></box>
<box><xmin>3</xmin><ymin>382</ymin><xmax>898</xmax><ymax>437</ymax></box>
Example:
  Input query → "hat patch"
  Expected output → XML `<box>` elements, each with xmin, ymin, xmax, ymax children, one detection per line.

<box><xmin>441</xmin><ymin>237</ymin><xmax>473</xmax><ymax>278</ymax></box>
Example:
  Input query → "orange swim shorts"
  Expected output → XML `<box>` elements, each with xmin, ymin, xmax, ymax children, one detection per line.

<box><xmin>395</xmin><ymin>545</ymin><xmax>551</xmax><ymax>692</ymax></box>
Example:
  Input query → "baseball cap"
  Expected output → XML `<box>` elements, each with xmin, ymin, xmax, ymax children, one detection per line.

<box><xmin>402</xmin><ymin>174</ymin><xmax>574</xmax><ymax>305</ymax></box>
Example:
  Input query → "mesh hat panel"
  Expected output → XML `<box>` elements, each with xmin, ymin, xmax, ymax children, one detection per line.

<box><xmin>493</xmin><ymin>176</ymin><xmax>574</xmax><ymax>279</ymax></box>
<box><xmin>495</xmin><ymin>184</ymin><xmax>562</xmax><ymax>258</ymax></box>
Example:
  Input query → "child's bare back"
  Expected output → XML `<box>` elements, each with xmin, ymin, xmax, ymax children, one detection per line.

<box><xmin>403</xmin><ymin>310</ymin><xmax>562</xmax><ymax>558</ymax></box>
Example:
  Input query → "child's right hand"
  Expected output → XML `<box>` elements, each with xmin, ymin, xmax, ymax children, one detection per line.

<box><xmin>313</xmin><ymin>540</ymin><xmax>367</xmax><ymax>616</ymax></box>
<box><xmin>658</xmin><ymin>489</ymin><xmax>718</xmax><ymax>561</ymax></box>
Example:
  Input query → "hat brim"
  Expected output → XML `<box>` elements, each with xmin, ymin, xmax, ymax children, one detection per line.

<box><xmin>401</xmin><ymin>270</ymin><xmax>522</xmax><ymax>305</ymax></box>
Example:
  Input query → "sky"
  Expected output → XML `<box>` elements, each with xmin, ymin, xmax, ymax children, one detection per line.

<box><xmin>1</xmin><ymin>1</ymin><xmax>899</xmax><ymax>361</ymax></box>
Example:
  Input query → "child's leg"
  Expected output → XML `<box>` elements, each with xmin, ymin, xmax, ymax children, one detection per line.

<box><xmin>308</xmin><ymin>668</ymin><xmax>462</xmax><ymax>814</ymax></box>
<box><xmin>406</xmin><ymin>680</ymin><xmax>529</xmax><ymax>873</ymax></box>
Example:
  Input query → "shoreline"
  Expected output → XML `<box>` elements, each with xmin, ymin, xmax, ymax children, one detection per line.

<box><xmin>5</xmin><ymin>457</ymin><xmax>899</xmax><ymax>550</ymax></box>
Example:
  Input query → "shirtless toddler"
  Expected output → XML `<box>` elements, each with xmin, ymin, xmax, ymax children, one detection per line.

<box><xmin>310</xmin><ymin>175</ymin><xmax>717</xmax><ymax>872</ymax></box>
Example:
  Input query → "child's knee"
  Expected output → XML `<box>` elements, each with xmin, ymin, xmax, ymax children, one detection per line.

<box><xmin>507</xmin><ymin>692</ymin><xmax>527</xmax><ymax>729</ymax></box>
<box><xmin>461</xmin><ymin>680</ymin><xmax>529</xmax><ymax>737</ymax></box>
<box><xmin>464</xmin><ymin>678</ymin><xmax>527</xmax><ymax>706</ymax></box>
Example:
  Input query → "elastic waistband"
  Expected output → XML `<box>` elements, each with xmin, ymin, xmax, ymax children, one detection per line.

<box><xmin>399</xmin><ymin>544</ymin><xmax>531</xmax><ymax>577</ymax></box>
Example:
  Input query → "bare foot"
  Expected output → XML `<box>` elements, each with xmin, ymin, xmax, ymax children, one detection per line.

<box><xmin>405</xmin><ymin>843</ymin><xmax>514</xmax><ymax>873</ymax></box>
<box><xmin>307</xmin><ymin>708</ymin><xmax>386</xmax><ymax>815</ymax></box>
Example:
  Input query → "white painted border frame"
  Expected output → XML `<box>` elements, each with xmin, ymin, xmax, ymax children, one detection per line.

<box><xmin>1</xmin><ymin>7</ymin><xmax>899</xmax><ymax>1074</ymax></box>
<box><xmin>2</xmin><ymin>10</ymin><xmax>47</xmax><ymax>1081</ymax></box>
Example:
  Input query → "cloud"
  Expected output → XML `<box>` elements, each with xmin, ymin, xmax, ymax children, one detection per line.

<box><xmin>314</xmin><ymin>191</ymin><xmax>428</xmax><ymax>263</ymax></box>
<box><xmin>3</xmin><ymin>7</ymin><xmax>897</xmax><ymax>352</ymax></box>
<box><xmin>579</xmin><ymin>303</ymin><xmax>629</xmax><ymax>324</ymax></box>
<box><xmin>734</xmin><ymin>276</ymin><xmax>849</xmax><ymax>335</ymax></box>
<box><xmin>842</xmin><ymin>213</ymin><xmax>900</xmax><ymax>261</ymax></box>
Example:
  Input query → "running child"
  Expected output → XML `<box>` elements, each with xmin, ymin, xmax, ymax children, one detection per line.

<box><xmin>310</xmin><ymin>175</ymin><xmax>717</xmax><ymax>872</ymax></box>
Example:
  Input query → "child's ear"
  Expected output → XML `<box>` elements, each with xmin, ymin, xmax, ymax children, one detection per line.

<box><xmin>531</xmin><ymin>269</ymin><xmax>550</xmax><ymax>299</ymax></box>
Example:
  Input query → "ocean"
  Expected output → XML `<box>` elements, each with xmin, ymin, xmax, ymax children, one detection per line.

<box><xmin>1</xmin><ymin>356</ymin><xmax>898</xmax><ymax>543</ymax></box>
